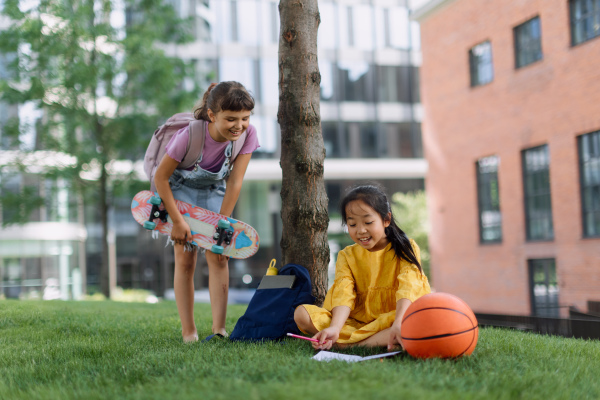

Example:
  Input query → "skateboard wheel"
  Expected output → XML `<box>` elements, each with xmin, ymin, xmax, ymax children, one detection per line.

<box><xmin>211</xmin><ymin>245</ymin><xmax>224</xmax><ymax>254</ymax></box>
<box><xmin>217</xmin><ymin>219</ymin><xmax>230</xmax><ymax>229</ymax></box>
<box><xmin>143</xmin><ymin>221</ymin><xmax>157</xmax><ymax>230</ymax></box>
<box><xmin>149</xmin><ymin>195</ymin><xmax>162</xmax><ymax>206</ymax></box>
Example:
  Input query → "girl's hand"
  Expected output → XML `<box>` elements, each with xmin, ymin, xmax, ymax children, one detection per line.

<box><xmin>387</xmin><ymin>323</ymin><xmax>403</xmax><ymax>351</ymax></box>
<box><xmin>312</xmin><ymin>327</ymin><xmax>340</xmax><ymax>350</ymax></box>
<box><xmin>171</xmin><ymin>220</ymin><xmax>192</xmax><ymax>245</ymax></box>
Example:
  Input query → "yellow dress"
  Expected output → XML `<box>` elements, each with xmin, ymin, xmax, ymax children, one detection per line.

<box><xmin>300</xmin><ymin>240</ymin><xmax>431</xmax><ymax>343</ymax></box>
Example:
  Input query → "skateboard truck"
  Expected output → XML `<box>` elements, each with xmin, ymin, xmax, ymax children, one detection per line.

<box><xmin>143</xmin><ymin>195</ymin><xmax>168</xmax><ymax>230</ymax></box>
<box><xmin>211</xmin><ymin>219</ymin><xmax>233</xmax><ymax>254</ymax></box>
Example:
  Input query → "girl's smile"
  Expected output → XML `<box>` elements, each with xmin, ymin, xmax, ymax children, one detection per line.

<box><xmin>345</xmin><ymin>199</ymin><xmax>391</xmax><ymax>252</ymax></box>
<box><xmin>208</xmin><ymin>109</ymin><xmax>251</xmax><ymax>142</ymax></box>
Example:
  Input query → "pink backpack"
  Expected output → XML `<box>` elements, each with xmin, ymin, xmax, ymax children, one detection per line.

<box><xmin>143</xmin><ymin>112</ymin><xmax>247</xmax><ymax>192</ymax></box>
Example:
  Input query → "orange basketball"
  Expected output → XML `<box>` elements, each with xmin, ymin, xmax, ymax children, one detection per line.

<box><xmin>400</xmin><ymin>292</ymin><xmax>478</xmax><ymax>359</ymax></box>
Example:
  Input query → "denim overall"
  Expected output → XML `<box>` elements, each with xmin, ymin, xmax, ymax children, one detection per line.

<box><xmin>166</xmin><ymin>142</ymin><xmax>233</xmax><ymax>249</ymax></box>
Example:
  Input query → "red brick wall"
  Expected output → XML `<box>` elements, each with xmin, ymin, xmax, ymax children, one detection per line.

<box><xmin>419</xmin><ymin>0</ymin><xmax>600</xmax><ymax>315</ymax></box>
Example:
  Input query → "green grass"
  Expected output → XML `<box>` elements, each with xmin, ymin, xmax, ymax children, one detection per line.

<box><xmin>1</xmin><ymin>300</ymin><xmax>599</xmax><ymax>400</ymax></box>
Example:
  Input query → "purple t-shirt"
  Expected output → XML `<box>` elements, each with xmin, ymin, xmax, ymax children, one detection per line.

<box><xmin>165</xmin><ymin>122</ymin><xmax>260</xmax><ymax>173</ymax></box>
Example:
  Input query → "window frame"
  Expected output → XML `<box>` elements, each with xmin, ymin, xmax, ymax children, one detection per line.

<box><xmin>476</xmin><ymin>155</ymin><xmax>503</xmax><ymax>244</ymax></box>
<box><xmin>569</xmin><ymin>0</ymin><xmax>600</xmax><ymax>46</ymax></box>
<box><xmin>577</xmin><ymin>130</ymin><xmax>600</xmax><ymax>238</ymax></box>
<box><xmin>513</xmin><ymin>16</ymin><xmax>543</xmax><ymax>69</ymax></box>
<box><xmin>469</xmin><ymin>40</ymin><xmax>494</xmax><ymax>87</ymax></box>
<box><xmin>528</xmin><ymin>258</ymin><xmax>559</xmax><ymax>317</ymax></box>
<box><xmin>522</xmin><ymin>144</ymin><xmax>554</xmax><ymax>241</ymax></box>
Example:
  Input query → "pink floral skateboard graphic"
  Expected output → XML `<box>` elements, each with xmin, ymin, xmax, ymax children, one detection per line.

<box><xmin>131</xmin><ymin>190</ymin><xmax>259</xmax><ymax>259</ymax></box>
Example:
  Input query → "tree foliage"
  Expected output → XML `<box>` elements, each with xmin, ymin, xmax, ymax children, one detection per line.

<box><xmin>0</xmin><ymin>0</ymin><xmax>200</xmax><ymax>295</ymax></box>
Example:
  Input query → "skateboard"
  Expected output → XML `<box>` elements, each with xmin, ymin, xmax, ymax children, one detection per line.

<box><xmin>131</xmin><ymin>190</ymin><xmax>259</xmax><ymax>259</ymax></box>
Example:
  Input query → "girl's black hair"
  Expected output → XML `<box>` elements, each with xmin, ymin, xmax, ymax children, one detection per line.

<box><xmin>193</xmin><ymin>81</ymin><xmax>255</xmax><ymax>121</ymax></box>
<box><xmin>341</xmin><ymin>185</ymin><xmax>423</xmax><ymax>273</ymax></box>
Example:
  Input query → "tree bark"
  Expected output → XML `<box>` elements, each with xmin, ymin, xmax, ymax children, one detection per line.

<box><xmin>278</xmin><ymin>0</ymin><xmax>329</xmax><ymax>305</ymax></box>
<box><xmin>99</xmin><ymin>157</ymin><xmax>110</xmax><ymax>298</ymax></box>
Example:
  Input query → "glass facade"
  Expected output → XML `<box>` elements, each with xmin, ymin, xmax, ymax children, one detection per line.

<box><xmin>0</xmin><ymin>171</ymin><xmax>84</xmax><ymax>300</ymax></box>
<box><xmin>190</xmin><ymin>0</ymin><xmax>423</xmax><ymax>159</ymax></box>
<box><xmin>578</xmin><ymin>130</ymin><xmax>600</xmax><ymax>237</ymax></box>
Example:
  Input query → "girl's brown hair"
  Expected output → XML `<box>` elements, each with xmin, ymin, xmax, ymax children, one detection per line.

<box><xmin>193</xmin><ymin>81</ymin><xmax>255</xmax><ymax>121</ymax></box>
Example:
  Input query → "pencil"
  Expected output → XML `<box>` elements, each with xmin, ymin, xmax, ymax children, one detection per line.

<box><xmin>287</xmin><ymin>333</ymin><xmax>320</xmax><ymax>343</ymax></box>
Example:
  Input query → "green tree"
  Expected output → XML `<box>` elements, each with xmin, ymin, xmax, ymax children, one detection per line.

<box><xmin>392</xmin><ymin>190</ymin><xmax>430</xmax><ymax>279</ymax></box>
<box><xmin>0</xmin><ymin>0</ymin><xmax>199</xmax><ymax>297</ymax></box>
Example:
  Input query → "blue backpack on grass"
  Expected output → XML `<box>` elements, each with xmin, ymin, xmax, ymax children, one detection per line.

<box><xmin>230</xmin><ymin>263</ymin><xmax>315</xmax><ymax>341</ymax></box>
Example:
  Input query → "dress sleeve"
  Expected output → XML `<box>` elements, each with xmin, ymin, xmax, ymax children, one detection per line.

<box><xmin>328</xmin><ymin>250</ymin><xmax>357</xmax><ymax>310</ymax></box>
<box><xmin>395</xmin><ymin>240</ymin><xmax>431</xmax><ymax>303</ymax></box>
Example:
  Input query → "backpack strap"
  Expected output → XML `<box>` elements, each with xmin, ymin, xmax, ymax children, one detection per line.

<box><xmin>179</xmin><ymin>119</ymin><xmax>206</xmax><ymax>170</ymax></box>
<box><xmin>231</xmin><ymin>130</ymin><xmax>248</xmax><ymax>163</ymax></box>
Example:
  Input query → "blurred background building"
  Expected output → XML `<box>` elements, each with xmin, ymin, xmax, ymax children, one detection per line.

<box><xmin>1</xmin><ymin>0</ymin><xmax>426</xmax><ymax>299</ymax></box>
<box><xmin>415</xmin><ymin>0</ymin><xmax>600</xmax><ymax>317</ymax></box>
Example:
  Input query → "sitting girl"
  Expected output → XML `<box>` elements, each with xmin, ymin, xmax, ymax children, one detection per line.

<box><xmin>294</xmin><ymin>185</ymin><xmax>431</xmax><ymax>350</ymax></box>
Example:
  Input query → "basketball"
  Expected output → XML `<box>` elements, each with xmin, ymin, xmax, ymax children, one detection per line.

<box><xmin>400</xmin><ymin>292</ymin><xmax>479</xmax><ymax>359</ymax></box>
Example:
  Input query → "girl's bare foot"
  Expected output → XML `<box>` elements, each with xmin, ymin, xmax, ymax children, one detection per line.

<box><xmin>183</xmin><ymin>333</ymin><xmax>199</xmax><ymax>343</ymax></box>
<box><xmin>212</xmin><ymin>328</ymin><xmax>228</xmax><ymax>337</ymax></box>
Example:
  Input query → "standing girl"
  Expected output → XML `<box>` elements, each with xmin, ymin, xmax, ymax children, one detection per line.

<box><xmin>154</xmin><ymin>81</ymin><xmax>260</xmax><ymax>342</ymax></box>
<box><xmin>294</xmin><ymin>185</ymin><xmax>431</xmax><ymax>350</ymax></box>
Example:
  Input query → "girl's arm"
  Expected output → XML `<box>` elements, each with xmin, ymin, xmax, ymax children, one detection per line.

<box><xmin>387</xmin><ymin>298</ymin><xmax>412</xmax><ymax>350</ymax></box>
<box><xmin>219</xmin><ymin>153</ymin><xmax>252</xmax><ymax>216</ymax></box>
<box><xmin>312</xmin><ymin>305</ymin><xmax>351</xmax><ymax>350</ymax></box>
<box><xmin>154</xmin><ymin>154</ymin><xmax>192</xmax><ymax>244</ymax></box>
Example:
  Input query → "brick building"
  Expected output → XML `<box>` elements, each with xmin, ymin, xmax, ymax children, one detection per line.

<box><xmin>414</xmin><ymin>0</ymin><xmax>600</xmax><ymax>316</ymax></box>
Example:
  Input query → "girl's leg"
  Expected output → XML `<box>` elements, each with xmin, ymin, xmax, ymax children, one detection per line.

<box><xmin>294</xmin><ymin>306</ymin><xmax>319</xmax><ymax>335</ymax></box>
<box><xmin>345</xmin><ymin>328</ymin><xmax>399</xmax><ymax>348</ymax></box>
<box><xmin>205</xmin><ymin>250</ymin><xmax>229</xmax><ymax>336</ymax></box>
<box><xmin>173</xmin><ymin>244</ymin><xmax>199</xmax><ymax>342</ymax></box>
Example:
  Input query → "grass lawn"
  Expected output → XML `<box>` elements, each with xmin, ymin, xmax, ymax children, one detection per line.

<box><xmin>1</xmin><ymin>300</ymin><xmax>599</xmax><ymax>400</ymax></box>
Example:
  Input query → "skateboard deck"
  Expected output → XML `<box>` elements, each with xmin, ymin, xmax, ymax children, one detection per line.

<box><xmin>131</xmin><ymin>190</ymin><xmax>259</xmax><ymax>259</ymax></box>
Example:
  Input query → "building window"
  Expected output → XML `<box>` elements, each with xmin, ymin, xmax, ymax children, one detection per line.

<box><xmin>570</xmin><ymin>0</ymin><xmax>600</xmax><ymax>45</ymax></box>
<box><xmin>230</xmin><ymin>1</ymin><xmax>239</xmax><ymax>42</ymax></box>
<box><xmin>376</xmin><ymin>65</ymin><xmax>419</xmax><ymax>103</ymax></box>
<box><xmin>528</xmin><ymin>258</ymin><xmax>559</xmax><ymax>317</ymax></box>
<box><xmin>476</xmin><ymin>155</ymin><xmax>502</xmax><ymax>243</ymax></box>
<box><xmin>469</xmin><ymin>41</ymin><xmax>494</xmax><ymax>86</ymax></box>
<box><xmin>522</xmin><ymin>145</ymin><xmax>554</xmax><ymax>241</ymax></box>
<box><xmin>322</xmin><ymin>121</ymin><xmax>341</xmax><ymax>158</ymax></box>
<box><xmin>337</xmin><ymin>62</ymin><xmax>375</xmax><ymax>102</ymax></box>
<box><xmin>270</xmin><ymin>2</ymin><xmax>279</xmax><ymax>44</ymax></box>
<box><xmin>381</xmin><ymin>123</ymin><xmax>422</xmax><ymax>158</ymax></box>
<box><xmin>514</xmin><ymin>16</ymin><xmax>543</xmax><ymax>68</ymax></box>
<box><xmin>383</xmin><ymin>8</ymin><xmax>392</xmax><ymax>47</ymax></box>
<box><xmin>359</xmin><ymin>123</ymin><xmax>378</xmax><ymax>158</ymax></box>
<box><xmin>578</xmin><ymin>130</ymin><xmax>600</xmax><ymax>237</ymax></box>
<box><xmin>347</xmin><ymin>6</ymin><xmax>355</xmax><ymax>47</ymax></box>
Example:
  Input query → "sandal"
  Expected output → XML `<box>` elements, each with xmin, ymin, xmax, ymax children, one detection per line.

<box><xmin>201</xmin><ymin>333</ymin><xmax>225</xmax><ymax>343</ymax></box>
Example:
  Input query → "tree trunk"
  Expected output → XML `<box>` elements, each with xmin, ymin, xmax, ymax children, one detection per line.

<box><xmin>278</xmin><ymin>0</ymin><xmax>329</xmax><ymax>305</ymax></box>
<box><xmin>99</xmin><ymin>159</ymin><xmax>110</xmax><ymax>298</ymax></box>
